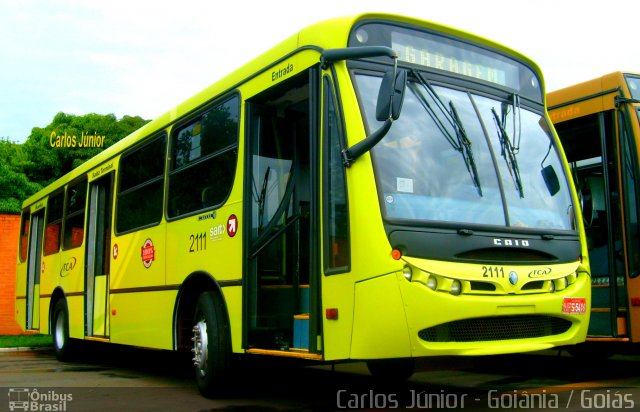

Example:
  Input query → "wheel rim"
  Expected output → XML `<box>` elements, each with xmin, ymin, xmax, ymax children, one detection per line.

<box><xmin>54</xmin><ymin>312</ymin><xmax>65</xmax><ymax>350</ymax></box>
<box><xmin>192</xmin><ymin>319</ymin><xmax>208</xmax><ymax>377</ymax></box>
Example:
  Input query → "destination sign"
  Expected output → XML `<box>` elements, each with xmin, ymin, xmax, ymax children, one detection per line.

<box><xmin>393</xmin><ymin>36</ymin><xmax>508</xmax><ymax>86</ymax></box>
<box><xmin>349</xmin><ymin>22</ymin><xmax>542</xmax><ymax>102</ymax></box>
<box><xmin>392</xmin><ymin>31</ymin><xmax>514</xmax><ymax>88</ymax></box>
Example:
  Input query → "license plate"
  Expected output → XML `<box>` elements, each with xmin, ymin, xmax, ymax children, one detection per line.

<box><xmin>562</xmin><ymin>297</ymin><xmax>587</xmax><ymax>314</ymax></box>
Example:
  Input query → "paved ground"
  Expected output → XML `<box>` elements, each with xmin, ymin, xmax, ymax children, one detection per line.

<box><xmin>1</xmin><ymin>343</ymin><xmax>640</xmax><ymax>411</ymax></box>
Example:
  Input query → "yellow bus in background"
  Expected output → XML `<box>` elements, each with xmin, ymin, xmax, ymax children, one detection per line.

<box><xmin>548</xmin><ymin>72</ymin><xmax>640</xmax><ymax>351</ymax></box>
<box><xmin>16</xmin><ymin>13</ymin><xmax>590</xmax><ymax>397</ymax></box>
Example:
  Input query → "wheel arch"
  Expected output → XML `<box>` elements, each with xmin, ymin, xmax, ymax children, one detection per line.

<box><xmin>173</xmin><ymin>271</ymin><xmax>231</xmax><ymax>351</ymax></box>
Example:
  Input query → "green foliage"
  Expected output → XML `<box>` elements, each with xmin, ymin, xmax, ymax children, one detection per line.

<box><xmin>0</xmin><ymin>334</ymin><xmax>53</xmax><ymax>348</ymax></box>
<box><xmin>0</xmin><ymin>113</ymin><xmax>149</xmax><ymax>210</ymax></box>
<box><xmin>22</xmin><ymin>112</ymin><xmax>149</xmax><ymax>188</ymax></box>
<box><xmin>0</xmin><ymin>139</ymin><xmax>41</xmax><ymax>213</ymax></box>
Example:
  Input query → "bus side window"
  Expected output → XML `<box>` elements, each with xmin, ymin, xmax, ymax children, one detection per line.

<box><xmin>116</xmin><ymin>134</ymin><xmax>166</xmax><ymax>233</ymax></box>
<box><xmin>168</xmin><ymin>96</ymin><xmax>239</xmax><ymax>218</ymax></box>
<box><xmin>44</xmin><ymin>192</ymin><xmax>64</xmax><ymax>255</ymax></box>
<box><xmin>63</xmin><ymin>178</ymin><xmax>87</xmax><ymax>249</ymax></box>
<box><xmin>19</xmin><ymin>210</ymin><xmax>30</xmax><ymax>262</ymax></box>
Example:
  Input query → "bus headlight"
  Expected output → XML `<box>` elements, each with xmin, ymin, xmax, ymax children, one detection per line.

<box><xmin>426</xmin><ymin>276</ymin><xmax>437</xmax><ymax>291</ymax></box>
<box><xmin>551</xmin><ymin>276</ymin><xmax>571</xmax><ymax>291</ymax></box>
<box><xmin>450</xmin><ymin>280</ymin><xmax>462</xmax><ymax>296</ymax></box>
<box><xmin>403</xmin><ymin>266</ymin><xmax>413</xmax><ymax>281</ymax></box>
<box><xmin>556</xmin><ymin>277</ymin><xmax>568</xmax><ymax>290</ymax></box>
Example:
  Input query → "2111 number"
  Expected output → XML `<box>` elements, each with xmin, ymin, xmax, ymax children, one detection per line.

<box><xmin>482</xmin><ymin>266</ymin><xmax>505</xmax><ymax>278</ymax></box>
<box><xmin>189</xmin><ymin>232</ymin><xmax>206</xmax><ymax>252</ymax></box>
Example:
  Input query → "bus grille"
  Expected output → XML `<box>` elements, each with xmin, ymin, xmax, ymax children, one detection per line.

<box><xmin>418</xmin><ymin>315</ymin><xmax>572</xmax><ymax>342</ymax></box>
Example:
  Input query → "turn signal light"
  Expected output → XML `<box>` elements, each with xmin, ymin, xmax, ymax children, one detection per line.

<box><xmin>326</xmin><ymin>308</ymin><xmax>339</xmax><ymax>319</ymax></box>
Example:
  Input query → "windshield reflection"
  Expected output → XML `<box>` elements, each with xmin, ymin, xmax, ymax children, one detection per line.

<box><xmin>355</xmin><ymin>73</ymin><xmax>574</xmax><ymax>231</ymax></box>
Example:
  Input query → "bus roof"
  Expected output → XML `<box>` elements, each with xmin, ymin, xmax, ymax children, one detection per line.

<box><xmin>547</xmin><ymin>71</ymin><xmax>639</xmax><ymax>123</ymax></box>
<box><xmin>22</xmin><ymin>12</ymin><xmax>544</xmax><ymax>208</ymax></box>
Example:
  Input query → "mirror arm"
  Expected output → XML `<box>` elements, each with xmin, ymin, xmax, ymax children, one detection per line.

<box><xmin>321</xmin><ymin>46</ymin><xmax>402</xmax><ymax>167</ymax></box>
<box><xmin>320</xmin><ymin>46</ymin><xmax>397</xmax><ymax>69</ymax></box>
<box><xmin>342</xmin><ymin>118</ymin><xmax>393</xmax><ymax>167</ymax></box>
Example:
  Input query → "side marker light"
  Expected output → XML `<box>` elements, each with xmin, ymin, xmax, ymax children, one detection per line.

<box><xmin>326</xmin><ymin>308</ymin><xmax>339</xmax><ymax>319</ymax></box>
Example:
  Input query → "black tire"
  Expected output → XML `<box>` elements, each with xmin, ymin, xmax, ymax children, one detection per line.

<box><xmin>192</xmin><ymin>291</ymin><xmax>232</xmax><ymax>398</ymax></box>
<box><xmin>367</xmin><ymin>358</ymin><xmax>415</xmax><ymax>382</ymax></box>
<box><xmin>52</xmin><ymin>299</ymin><xmax>74</xmax><ymax>361</ymax></box>
<box><xmin>566</xmin><ymin>342</ymin><xmax>614</xmax><ymax>360</ymax></box>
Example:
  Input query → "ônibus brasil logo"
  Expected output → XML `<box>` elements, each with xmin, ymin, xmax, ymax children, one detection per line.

<box><xmin>8</xmin><ymin>388</ymin><xmax>73</xmax><ymax>411</ymax></box>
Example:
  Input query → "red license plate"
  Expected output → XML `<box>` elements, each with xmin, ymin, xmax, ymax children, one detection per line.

<box><xmin>563</xmin><ymin>297</ymin><xmax>587</xmax><ymax>314</ymax></box>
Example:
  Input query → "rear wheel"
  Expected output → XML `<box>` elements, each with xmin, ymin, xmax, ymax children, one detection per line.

<box><xmin>52</xmin><ymin>299</ymin><xmax>74</xmax><ymax>361</ymax></box>
<box><xmin>367</xmin><ymin>358</ymin><xmax>415</xmax><ymax>382</ymax></box>
<box><xmin>192</xmin><ymin>291</ymin><xmax>231</xmax><ymax>398</ymax></box>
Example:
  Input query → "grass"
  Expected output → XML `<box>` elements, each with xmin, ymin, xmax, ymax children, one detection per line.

<box><xmin>0</xmin><ymin>334</ymin><xmax>53</xmax><ymax>348</ymax></box>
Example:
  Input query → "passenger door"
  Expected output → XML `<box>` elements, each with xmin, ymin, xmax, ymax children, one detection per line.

<box><xmin>25</xmin><ymin>210</ymin><xmax>44</xmax><ymax>330</ymax></box>
<box><xmin>244</xmin><ymin>67</ymin><xmax>320</xmax><ymax>353</ymax></box>
<box><xmin>85</xmin><ymin>173</ymin><xmax>114</xmax><ymax>337</ymax></box>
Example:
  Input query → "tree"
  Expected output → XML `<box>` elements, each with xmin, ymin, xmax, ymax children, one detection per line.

<box><xmin>22</xmin><ymin>112</ymin><xmax>149</xmax><ymax>188</ymax></box>
<box><xmin>0</xmin><ymin>113</ymin><xmax>149</xmax><ymax>212</ymax></box>
<box><xmin>0</xmin><ymin>139</ymin><xmax>41</xmax><ymax>213</ymax></box>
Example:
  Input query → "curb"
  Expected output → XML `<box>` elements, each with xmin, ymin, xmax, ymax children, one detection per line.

<box><xmin>0</xmin><ymin>346</ymin><xmax>52</xmax><ymax>352</ymax></box>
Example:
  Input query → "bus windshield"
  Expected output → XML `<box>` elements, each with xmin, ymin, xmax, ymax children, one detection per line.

<box><xmin>355</xmin><ymin>73</ymin><xmax>574</xmax><ymax>231</ymax></box>
<box><xmin>626</xmin><ymin>75</ymin><xmax>640</xmax><ymax>124</ymax></box>
<box><xmin>626</xmin><ymin>75</ymin><xmax>640</xmax><ymax>100</ymax></box>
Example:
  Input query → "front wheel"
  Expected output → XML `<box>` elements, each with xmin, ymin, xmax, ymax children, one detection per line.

<box><xmin>192</xmin><ymin>291</ymin><xmax>232</xmax><ymax>398</ymax></box>
<box><xmin>367</xmin><ymin>358</ymin><xmax>415</xmax><ymax>382</ymax></box>
<box><xmin>566</xmin><ymin>342</ymin><xmax>614</xmax><ymax>360</ymax></box>
<box><xmin>52</xmin><ymin>299</ymin><xmax>74</xmax><ymax>361</ymax></box>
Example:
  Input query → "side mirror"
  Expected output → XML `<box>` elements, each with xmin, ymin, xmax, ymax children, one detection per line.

<box><xmin>376</xmin><ymin>69</ymin><xmax>407</xmax><ymax>121</ymax></box>
<box><xmin>541</xmin><ymin>165</ymin><xmax>560</xmax><ymax>196</ymax></box>
<box><xmin>344</xmin><ymin>68</ymin><xmax>407</xmax><ymax>165</ymax></box>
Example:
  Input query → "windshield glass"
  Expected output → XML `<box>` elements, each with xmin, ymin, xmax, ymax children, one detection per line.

<box><xmin>626</xmin><ymin>75</ymin><xmax>640</xmax><ymax>100</ymax></box>
<box><xmin>355</xmin><ymin>73</ymin><xmax>574</xmax><ymax>231</ymax></box>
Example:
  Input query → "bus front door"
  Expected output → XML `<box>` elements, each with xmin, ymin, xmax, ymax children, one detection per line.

<box><xmin>561</xmin><ymin>111</ymin><xmax>628</xmax><ymax>338</ymax></box>
<box><xmin>85</xmin><ymin>173</ymin><xmax>113</xmax><ymax>338</ymax></box>
<box><xmin>245</xmin><ymin>68</ymin><xmax>319</xmax><ymax>354</ymax></box>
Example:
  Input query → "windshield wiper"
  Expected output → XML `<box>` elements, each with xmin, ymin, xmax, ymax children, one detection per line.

<box><xmin>410</xmin><ymin>70</ymin><xmax>483</xmax><ymax>196</ymax></box>
<box><xmin>450</xmin><ymin>101</ymin><xmax>482</xmax><ymax>196</ymax></box>
<box><xmin>492</xmin><ymin>95</ymin><xmax>524</xmax><ymax>197</ymax></box>
<box><xmin>254</xmin><ymin>166</ymin><xmax>271</xmax><ymax>229</ymax></box>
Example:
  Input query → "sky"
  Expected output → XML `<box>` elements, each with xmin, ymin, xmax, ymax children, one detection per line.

<box><xmin>1</xmin><ymin>0</ymin><xmax>639</xmax><ymax>143</ymax></box>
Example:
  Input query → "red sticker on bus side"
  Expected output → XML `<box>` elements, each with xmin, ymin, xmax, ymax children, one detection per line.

<box><xmin>562</xmin><ymin>297</ymin><xmax>586</xmax><ymax>314</ymax></box>
<box><xmin>141</xmin><ymin>239</ymin><xmax>155</xmax><ymax>268</ymax></box>
<box><xmin>227</xmin><ymin>215</ymin><xmax>238</xmax><ymax>237</ymax></box>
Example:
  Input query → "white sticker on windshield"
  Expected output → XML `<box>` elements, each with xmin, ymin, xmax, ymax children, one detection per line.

<box><xmin>397</xmin><ymin>177</ymin><xmax>414</xmax><ymax>193</ymax></box>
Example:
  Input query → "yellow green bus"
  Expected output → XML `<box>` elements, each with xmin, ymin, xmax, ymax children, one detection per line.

<box><xmin>16</xmin><ymin>13</ymin><xmax>590</xmax><ymax>396</ymax></box>
<box><xmin>548</xmin><ymin>72</ymin><xmax>640</xmax><ymax>350</ymax></box>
